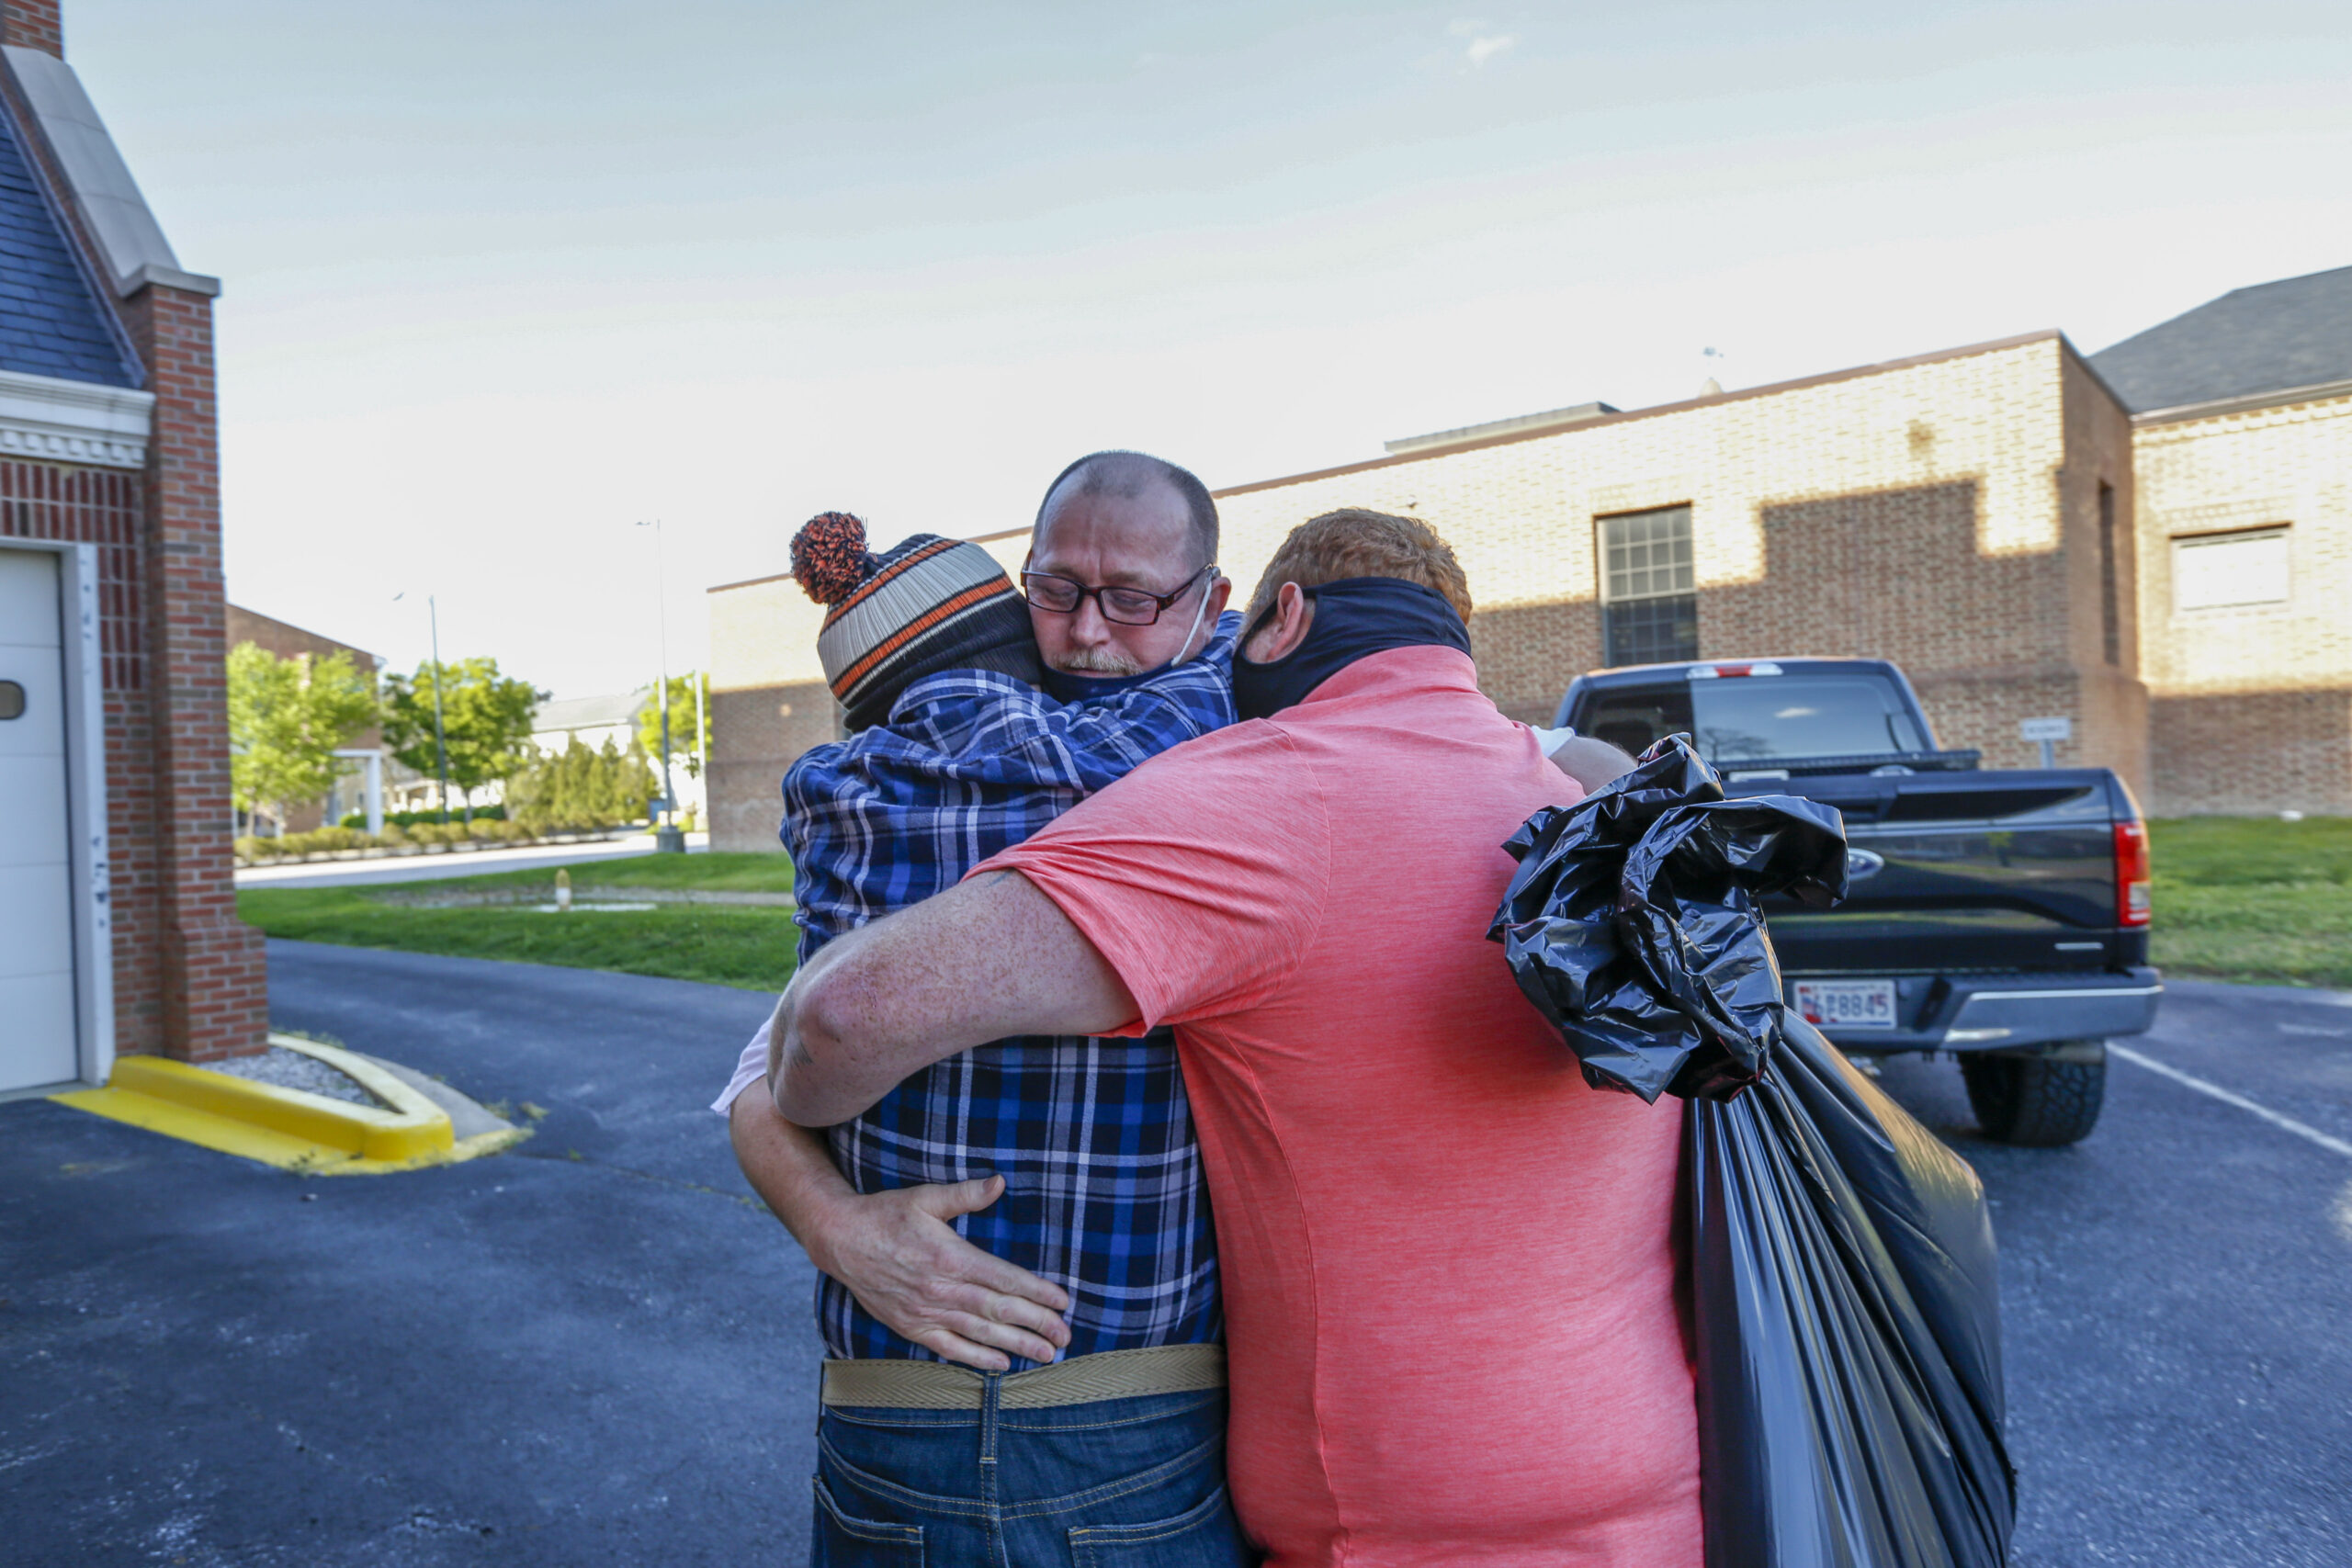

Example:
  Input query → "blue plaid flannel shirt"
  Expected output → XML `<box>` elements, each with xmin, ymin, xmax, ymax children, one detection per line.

<box><xmin>782</xmin><ymin>613</ymin><xmax>1240</xmax><ymax>1368</ymax></box>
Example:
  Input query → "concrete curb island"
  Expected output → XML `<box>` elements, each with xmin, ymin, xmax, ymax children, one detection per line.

<box><xmin>52</xmin><ymin>1034</ymin><xmax>529</xmax><ymax>1176</ymax></box>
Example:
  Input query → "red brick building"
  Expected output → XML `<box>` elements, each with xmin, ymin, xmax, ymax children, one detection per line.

<box><xmin>0</xmin><ymin>0</ymin><xmax>266</xmax><ymax>1094</ymax></box>
<box><xmin>224</xmin><ymin>604</ymin><xmax>385</xmax><ymax>833</ymax></box>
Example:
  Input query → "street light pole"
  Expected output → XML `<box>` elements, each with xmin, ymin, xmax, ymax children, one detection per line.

<box><xmin>392</xmin><ymin>589</ymin><xmax>456</xmax><ymax>825</ymax></box>
<box><xmin>427</xmin><ymin>594</ymin><xmax>454</xmax><ymax>825</ymax></box>
<box><xmin>693</xmin><ymin>666</ymin><xmax>707</xmax><ymax>822</ymax></box>
<box><xmin>638</xmin><ymin>520</ymin><xmax>684</xmax><ymax>852</ymax></box>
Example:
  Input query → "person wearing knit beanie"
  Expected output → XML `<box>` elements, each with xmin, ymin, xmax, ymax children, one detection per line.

<box><xmin>790</xmin><ymin>512</ymin><xmax>1044</xmax><ymax>731</ymax></box>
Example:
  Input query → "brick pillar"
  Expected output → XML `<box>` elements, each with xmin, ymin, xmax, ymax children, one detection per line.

<box><xmin>120</xmin><ymin>279</ymin><xmax>268</xmax><ymax>1062</ymax></box>
<box><xmin>0</xmin><ymin>1</ymin><xmax>62</xmax><ymax>56</ymax></box>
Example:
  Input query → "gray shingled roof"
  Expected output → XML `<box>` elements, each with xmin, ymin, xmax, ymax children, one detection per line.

<box><xmin>0</xmin><ymin>100</ymin><xmax>139</xmax><ymax>389</ymax></box>
<box><xmin>533</xmin><ymin>691</ymin><xmax>648</xmax><ymax>736</ymax></box>
<box><xmin>2089</xmin><ymin>265</ymin><xmax>2352</xmax><ymax>414</ymax></box>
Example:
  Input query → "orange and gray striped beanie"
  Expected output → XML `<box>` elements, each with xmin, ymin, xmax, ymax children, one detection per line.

<box><xmin>791</xmin><ymin>512</ymin><xmax>1042</xmax><ymax>731</ymax></box>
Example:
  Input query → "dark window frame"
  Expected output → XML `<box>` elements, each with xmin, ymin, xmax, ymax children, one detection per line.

<box><xmin>1596</xmin><ymin>504</ymin><xmax>1699</xmax><ymax>667</ymax></box>
<box><xmin>2097</xmin><ymin>481</ymin><xmax>2120</xmax><ymax>666</ymax></box>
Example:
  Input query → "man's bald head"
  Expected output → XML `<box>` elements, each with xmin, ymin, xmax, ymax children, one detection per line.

<box><xmin>1034</xmin><ymin>451</ymin><xmax>1218</xmax><ymax>568</ymax></box>
<box><xmin>1023</xmin><ymin>449</ymin><xmax>1231</xmax><ymax>679</ymax></box>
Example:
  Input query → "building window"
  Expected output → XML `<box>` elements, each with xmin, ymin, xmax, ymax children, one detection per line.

<box><xmin>1599</xmin><ymin>505</ymin><xmax>1698</xmax><ymax>666</ymax></box>
<box><xmin>2098</xmin><ymin>481</ymin><xmax>2120</xmax><ymax>665</ymax></box>
<box><xmin>2173</xmin><ymin>526</ymin><xmax>2289</xmax><ymax>613</ymax></box>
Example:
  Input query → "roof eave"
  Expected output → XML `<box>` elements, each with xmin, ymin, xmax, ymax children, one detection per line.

<box><xmin>2131</xmin><ymin>376</ymin><xmax>2352</xmax><ymax>427</ymax></box>
<box><xmin>1212</xmin><ymin>330</ymin><xmax>2067</xmax><ymax>500</ymax></box>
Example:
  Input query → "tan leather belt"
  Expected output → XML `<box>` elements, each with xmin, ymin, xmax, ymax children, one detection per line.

<box><xmin>820</xmin><ymin>1344</ymin><xmax>1226</xmax><ymax>1410</ymax></box>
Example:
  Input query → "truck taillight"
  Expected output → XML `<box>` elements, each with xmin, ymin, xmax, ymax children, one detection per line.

<box><xmin>2114</xmin><ymin>819</ymin><xmax>2151</xmax><ymax>926</ymax></box>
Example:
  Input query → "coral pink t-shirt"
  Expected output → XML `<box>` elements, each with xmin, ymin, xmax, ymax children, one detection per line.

<box><xmin>979</xmin><ymin>646</ymin><xmax>1700</xmax><ymax>1568</ymax></box>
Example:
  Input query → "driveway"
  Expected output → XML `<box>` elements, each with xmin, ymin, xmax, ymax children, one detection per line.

<box><xmin>2</xmin><ymin>941</ymin><xmax>811</xmax><ymax>1567</ymax></box>
<box><xmin>3</xmin><ymin>950</ymin><xmax>2348</xmax><ymax>1565</ymax></box>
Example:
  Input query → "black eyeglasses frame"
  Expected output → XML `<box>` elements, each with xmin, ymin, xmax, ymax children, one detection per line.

<box><xmin>1019</xmin><ymin>565</ymin><xmax>1215</xmax><ymax>627</ymax></box>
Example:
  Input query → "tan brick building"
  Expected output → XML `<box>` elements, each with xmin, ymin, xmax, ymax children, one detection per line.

<box><xmin>2092</xmin><ymin>266</ymin><xmax>2352</xmax><ymax>817</ymax></box>
<box><xmin>705</xmin><ymin>265</ymin><xmax>2351</xmax><ymax>845</ymax></box>
<box><xmin>1213</xmin><ymin>331</ymin><xmax>2151</xmax><ymax>795</ymax></box>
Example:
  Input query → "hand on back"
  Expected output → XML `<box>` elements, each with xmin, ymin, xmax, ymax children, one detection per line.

<box><xmin>807</xmin><ymin>1174</ymin><xmax>1074</xmax><ymax>1372</ymax></box>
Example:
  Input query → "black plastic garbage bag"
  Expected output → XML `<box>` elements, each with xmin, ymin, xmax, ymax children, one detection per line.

<box><xmin>1491</xmin><ymin>735</ymin><xmax>1849</xmax><ymax>1102</ymax></box>
<box><xmin>1491</xmin><ymin>736</ymin><xmax>2016</xmax><ymax>1568</ymax></box>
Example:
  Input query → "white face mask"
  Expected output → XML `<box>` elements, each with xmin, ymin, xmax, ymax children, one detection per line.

<box><xmin>1166</xmin><ymin>565</ymin><xmax>1216</xmax><ymax>663</ymax></box>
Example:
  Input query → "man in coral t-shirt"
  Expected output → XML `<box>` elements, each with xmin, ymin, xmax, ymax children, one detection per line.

<box><xmin>771</xmin><ymin>510</ymin><xmax>1700</xmax><ymax>1566</ymax></box>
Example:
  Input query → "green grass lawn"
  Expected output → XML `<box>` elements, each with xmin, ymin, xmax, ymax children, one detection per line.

<box><xmin>2148</xmin><ymin>817</ymin><xmax>2352</xmax><ymax>989</ymax></box>
<box><xmin>407</xmin><ymin>851</ymin><xmax>797</xmax><ymax>896</ymax></box>
<box><xmin>240</xmin><ymin>827</ymin><xmax>2352</xmax><ymax>994</ymax></box>
<box><xmin>239</xmin><ymin>852</ymin><xmax>799</xmax><ymax>991</ymax></box>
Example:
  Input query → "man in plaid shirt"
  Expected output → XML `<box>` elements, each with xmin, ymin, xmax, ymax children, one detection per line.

<box><xmin>723</xmin><ymin>622</ymin><xmax>1239</xmax><ymax>1364</ymax></box>
<box><xmin>718</xmin><ymin>454</ymin><xmax>1257</xmax><ymax>1565</ymax></box>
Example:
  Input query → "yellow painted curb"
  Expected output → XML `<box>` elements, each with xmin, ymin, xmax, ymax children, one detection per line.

<box><xmin>51</xmin><ymin>1033</ymin><xmax>529</xmax><ymax>1175</ymax></box>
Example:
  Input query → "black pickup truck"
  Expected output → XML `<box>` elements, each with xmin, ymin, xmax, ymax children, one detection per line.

<box><xmin>1552</xmin><ymin>657</ymin><xmax>2161</xmax><ymax>1145</ymax></box>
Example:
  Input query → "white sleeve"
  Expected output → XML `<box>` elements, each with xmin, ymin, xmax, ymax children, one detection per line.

<box><xmin>1527</xmin><ymin>724</ymin><xmax>1577</xmax><ymax>753</ymax></box>
<box><xmin>710</xmin><ymin>1019</ymin><xmax>771</xmax><ymax>1116</ymax></box>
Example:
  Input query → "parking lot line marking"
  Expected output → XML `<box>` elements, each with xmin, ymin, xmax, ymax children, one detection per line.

<box><xmin>2111</xmin><ymin>1044</ymin><xmax>2352</xmax><ymax>1160</ymax></box>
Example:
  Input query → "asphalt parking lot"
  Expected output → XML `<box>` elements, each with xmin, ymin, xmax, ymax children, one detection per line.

<box><xmin>4</xmin><ymin>944</ymin><xmax>2348</xmax><ymax>1566</ymax></box>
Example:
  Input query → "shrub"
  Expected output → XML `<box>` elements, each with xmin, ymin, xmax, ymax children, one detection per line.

<box><xmin>340</xmin><ymin>805</ymin><xmax>509</xmax><ymax>830</ymax></box>
<box><xmin>263</xmin><ymin>827</ymin><xmax>359</xmax><ymax>858</ymax></box>
<box><xmin>234</xmin><ymin>835</ymin><xmax>273</xmax><ymax>862</ymax></box>
<box><xmin>508</xmin><ymin>736</ymin><xmax>659</xmax><ymax>832</ymax></box>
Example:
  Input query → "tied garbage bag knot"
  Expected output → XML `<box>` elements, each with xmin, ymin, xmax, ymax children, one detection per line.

<box><xmin>1490</xmin><ymin>731</ymin><xmax>2016</xmax><ymax>1568</ymax></box>
<box><xmin>1488</xmin><ymin>733</ymin><xmax>1849</xmax><ymax>1103</ymax></box>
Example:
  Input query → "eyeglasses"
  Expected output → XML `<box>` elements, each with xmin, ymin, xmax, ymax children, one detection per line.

<box><xmin>1020</xmin><ymin>566</ymin><xmax>1213</xmax><ymax>626</ymax></box>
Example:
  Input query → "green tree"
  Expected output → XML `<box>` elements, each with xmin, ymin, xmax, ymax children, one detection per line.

<box><xmin>381</xmin><ymin>657</ymin><xmax>542</xmax><ymax>821</ymax></box>
<box><xmin>613</xmin><ymin>738</ymin><xmax>660</xmax><ymax>820</ymax></box>
<box><xmin>227</xmin><ymin>643</ymin><xmax>378</xmax><ymax>834</ymax></box>
<box><xmin>634</xmin><ymin>671</ymin><xmax>709</xmax><ymax>778</ymax></box>
<box><xmin>508</xmin><ymin>735</ymin><xmax>663</xmax><ymax>831</ymax></box>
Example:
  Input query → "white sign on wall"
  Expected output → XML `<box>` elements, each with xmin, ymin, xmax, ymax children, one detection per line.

<box><xmin>2174</xmin><ymin>529</ymin><xmax>2290</xmax><ymax>612</ymax></box>
<box><xmin>2018</xmin><ymin>716</ymin><xmax>2073</xmax><ymax>742</ymax></box>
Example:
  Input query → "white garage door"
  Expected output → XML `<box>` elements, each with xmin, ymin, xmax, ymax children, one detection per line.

<box><xmin>0</xmin><ymin>547</ymin><xmax>78</xmax><ymax>1092</ymax></box>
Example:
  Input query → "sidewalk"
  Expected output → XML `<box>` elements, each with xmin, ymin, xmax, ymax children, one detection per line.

<box><xmin>234</xmin><ymin>832</ymin><xmax>711</xmax><ymax>889</ymax></box>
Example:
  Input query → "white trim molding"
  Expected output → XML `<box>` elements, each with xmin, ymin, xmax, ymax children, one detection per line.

<box><xmin>0</xmin><ymin>367</ymin><xmax>153</xmax><ymax>468</ymax></box>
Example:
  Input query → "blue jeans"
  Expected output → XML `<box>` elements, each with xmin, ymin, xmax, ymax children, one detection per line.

<box><xmin>811</xmin><ymin>1379</ymin><xmax>1255</xmax><ymax>1567</ymax></box>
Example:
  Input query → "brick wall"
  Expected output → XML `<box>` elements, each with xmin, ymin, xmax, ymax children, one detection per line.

<box><xmin>1211</xmin><ymin>332</ymin><xmax>2152</xmax><ymax>795</ymax></box>
<box><xmin>119</xmin><ymin>281</ymin><xmax>267</xmax><ymax>1061</ymax></box>
<box><xmin>2058</xmin><ymin>350</ymin><xmax>2149</xmax><ymax>799</ymax></box>
<box><xmin>2133</xmin><ymin>392</ymin><xmax>2352</xmax><ymax>814</ymax></box>
<box><xmin>0</xmin><ymin>460</ymin><xmax>163</xmax><ymax>1049</ymax></box>
<box><xmin>707</xmin><ymin>681</ymin><xmax>838</xmax><ymax>852</ymax></box>
<box><xmin>0</xmin><ymin>1</ymin><xmax>62</xmax><ymax>56</ymax></box>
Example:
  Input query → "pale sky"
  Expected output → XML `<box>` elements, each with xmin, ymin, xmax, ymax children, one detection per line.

<box><xmin>64</xmin><ymin>0</ymin><xmax>2352</xmax><ymax>699</ymax></box>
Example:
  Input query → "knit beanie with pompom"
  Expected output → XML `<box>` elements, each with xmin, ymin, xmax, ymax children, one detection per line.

<box><xmin>789</xmin><ymin>511</ymin><xmax>1042</xmax><ymax>730</ymax></box>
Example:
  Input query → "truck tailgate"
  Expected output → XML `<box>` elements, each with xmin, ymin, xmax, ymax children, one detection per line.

<box><xmin>1741</xmin><ymin>770</ymin><xmax>2143</xmax><ymax>974</ymax></box>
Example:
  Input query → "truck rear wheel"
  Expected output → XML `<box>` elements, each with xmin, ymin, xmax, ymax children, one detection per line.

<box><xmin>1962</xmin><ymin>1043</ymin><xmax>2106</xmax><ymax>1146</ymax></box>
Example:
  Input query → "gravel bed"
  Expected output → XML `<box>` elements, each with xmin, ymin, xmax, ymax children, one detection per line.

<box><xmin>210</xmin><ymin>1045</ymin><xmax>387</xmax><ymax>1108</ymax></box>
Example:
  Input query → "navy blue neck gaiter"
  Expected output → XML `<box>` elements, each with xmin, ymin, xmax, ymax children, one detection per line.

<box><xmin>1230</xmin><ymin>576</ymin><xmax>1470</xmax><ymax>722</ymax></box>
<box><xmin>1039</xmin><ymin>663</ymin><xmax>1170</xmax><ymax>704</ymax></box>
